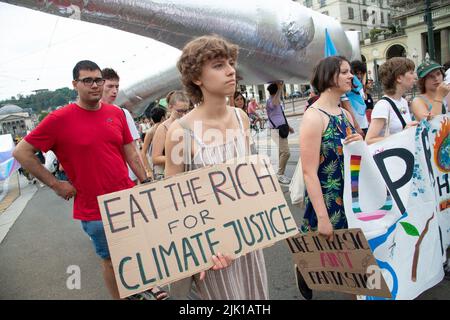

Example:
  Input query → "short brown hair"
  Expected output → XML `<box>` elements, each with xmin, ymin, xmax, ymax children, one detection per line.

<box><xmin>378</xmin><ymin>57</ymin><xmax>415</xmax><ymax>95</ymax></box>
<box><xmin>311</xmin><ymin>56</ymin><xmax>350</xmax><ymax>93</ymax></box>
<box><xmin>177</xmin><ymin>35</ymin><xmax>238</xmax><ymax>104</ymax></box>
<box><xmin>102</xmin><ymin>68</ymin><xmax>119</xmax><ymax>81</ymax></box>
<box><xmin>417</xmin><ymin>69</ymin><xmax>445</xmax><ymax>94</ymax></box>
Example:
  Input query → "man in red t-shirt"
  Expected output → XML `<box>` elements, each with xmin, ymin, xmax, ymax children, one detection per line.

<box><xmin>13</xmin><ymin>60</ymin><xmax>149</xmax><ymax>299</ymax></box>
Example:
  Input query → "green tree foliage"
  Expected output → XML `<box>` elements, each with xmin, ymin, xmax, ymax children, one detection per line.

<box><xmin>0</xmin><ymin>87</ymin><xmax>77</xmax><ymax>112</ymax></box>
<box><xmin>369</xmin><ymin>28</ymin><xmax>384</xmax><ymax>42</ymax></box>
<box><xmin>38</xmin><ymin>112</ymin><xmax>49</xmax><ymax>123</ymax></box>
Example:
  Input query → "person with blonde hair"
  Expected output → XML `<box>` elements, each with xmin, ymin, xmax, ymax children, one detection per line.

<box><xmin>165</xmin><ymin>35</ymin><xmax>268</xmax><ymax>300</ymax></box>
<box><xmin>151</xmin><ymin>90</ymin><xmax>190</xmax><ymax>180</ymax></box>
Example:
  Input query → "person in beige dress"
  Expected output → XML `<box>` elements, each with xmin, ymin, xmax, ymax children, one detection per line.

<box><xmin>164</xmin><ymin>35</ymin><xmax>268</xmax><ymax>300</ymax></box>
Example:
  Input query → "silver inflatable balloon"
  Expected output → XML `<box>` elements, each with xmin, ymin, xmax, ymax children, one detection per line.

<box><xmin>4</xmin><ymin>0</ymin><xmax>360</xmax><ymax>114</ymax></box>
<box><xmin>117</xmin><ymin>65</ymin><xmax>181</xmax><ymax>113</ymax></box>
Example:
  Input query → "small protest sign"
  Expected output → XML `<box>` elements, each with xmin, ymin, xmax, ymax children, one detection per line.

<box><xmin>98</xmin><ymin>155</ymin><xmax>298</xmax><ymax>298</ymax></box>
<box><xmin>287</xmin><ymin>229</ymin><xmax>391</xmax><ymax>298</ymax></box>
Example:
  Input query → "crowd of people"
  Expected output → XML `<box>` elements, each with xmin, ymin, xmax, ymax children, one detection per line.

<box><xmin>12</xmin><ymin>33</ymin><xmax>449</xmax><ymax>300</ymax></box>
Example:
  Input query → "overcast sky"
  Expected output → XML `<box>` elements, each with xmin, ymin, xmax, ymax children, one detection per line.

<box><xmin>0</xmin><ymin>2</ymin><xmax>181</xmax><ymax>101</ymax></box>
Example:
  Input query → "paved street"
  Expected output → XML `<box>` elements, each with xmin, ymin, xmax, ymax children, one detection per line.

<box><xmin>0</xmin><ymin>109</ymin><xmax>449</xmax><ymax>300</ymax></box>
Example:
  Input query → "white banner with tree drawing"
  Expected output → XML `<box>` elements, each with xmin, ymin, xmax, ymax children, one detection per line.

<box><xmin>343</xmin><ymin>115</ymin><xmax>449</xmax><ymax>300</ymax></box>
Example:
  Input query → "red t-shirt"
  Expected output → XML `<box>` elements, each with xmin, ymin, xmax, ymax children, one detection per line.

<box><xmin>25</xmin><ymin>103</ymin><xmax>135</xmax><ymax>221</ymax></box>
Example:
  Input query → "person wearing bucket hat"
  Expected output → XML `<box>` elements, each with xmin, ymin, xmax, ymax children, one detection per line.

<box><xmin>411</xmin><ymin>60</ymin><xmax>450</xmax><ymax>121</ymax></box>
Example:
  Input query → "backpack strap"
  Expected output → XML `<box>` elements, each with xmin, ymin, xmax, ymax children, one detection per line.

<box><xmin>381</xmin><ymin>97</ymin><xmax>407</xmax><ymax>129</ymax></box>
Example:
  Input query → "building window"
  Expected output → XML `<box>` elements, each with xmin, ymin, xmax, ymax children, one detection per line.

<box><xmin>363</xmin><ymin>9</ymin><xmax>368</xmax><ymax>22</ymax></box>
<box><xmin>388</xmin><ymin>13</ymin><xmax>392</xmax><ymax>25</ymax></box>
<box><xmin>319</xmin><ymin>0</ymin><xmax>326</xmax><ymax>8</ymax></box>
<box><xmin>348</xmin><ymin>7</ymin><xmax>354</xmax><ymax>20</ymax></box>
<box><xmin>381</xmin><ymin>12</ymin><xmax>384</xmax><ymax>24</ymax></box>
<box><xmin>304</xmin><ymin>0</ymin><xmax>312</xmax><ymax>7</ymax></box>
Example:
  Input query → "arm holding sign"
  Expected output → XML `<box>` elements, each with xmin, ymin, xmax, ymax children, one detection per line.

<box><xmin>299</xmin><ymin>109</ymin><xmax>334</xmax><ymax>240</ymax></box>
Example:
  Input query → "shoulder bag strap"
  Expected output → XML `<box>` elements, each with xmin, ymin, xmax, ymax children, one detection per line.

<box><xmin>381</xmin><ymin>97</ymin><xmax>406</xmax><ymax>129</ymax></box>
<box><xmin>268</xmin><ymin>100</ymin><xmax>289</xmax><ymax>128</ymax></box>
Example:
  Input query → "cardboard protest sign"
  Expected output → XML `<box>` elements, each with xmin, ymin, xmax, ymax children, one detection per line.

<box><xmin>343</xmin><ymin>116</ymin><xmax>448</xmax><ymax>300</ymax></box>
<box><xmin>97</xmin><ymin>155</ymin><xmax>298</xmax><ymax>298</ymax></box>
<box><xmin>288</xmin><ymin>229</ymin><xmax>391</xmax><ymax>297</ymax></box>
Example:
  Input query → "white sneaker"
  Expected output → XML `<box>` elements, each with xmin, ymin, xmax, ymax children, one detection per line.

<box><xmin>277</xmin><ymin>174</ymin><xmax>291</xmax><ymax>185</ymax></box>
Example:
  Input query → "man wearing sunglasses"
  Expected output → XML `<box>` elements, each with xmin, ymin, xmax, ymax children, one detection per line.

<box><xmin>13</xmin><ymin>60</ymin><xmax>149</xmax><ymax>300</ymax></box>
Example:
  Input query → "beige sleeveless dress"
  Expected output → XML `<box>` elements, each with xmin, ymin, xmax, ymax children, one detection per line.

<box><xmin>170</xmin><ymin>108</ymin><xmax>268</xmax><ymax>300</ymax></box>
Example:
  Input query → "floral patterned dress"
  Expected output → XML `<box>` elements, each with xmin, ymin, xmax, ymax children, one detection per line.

<box><xmin>300</xmin><ymin>107</ymin><xmax>355</xmax><ymax>233</ymax></box>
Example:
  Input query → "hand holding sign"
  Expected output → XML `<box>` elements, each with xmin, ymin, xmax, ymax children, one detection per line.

<box><xmin>344</xmin><ymin>133</ymin><xmax>363</xmax><ymax>145</ymax></box>
<box><xmin>317</xmin><ymin>216</ymin><xmax>334</xmax><ymax>241</ymax></box>
<box><xmin>200</xmin><ymin>252</ymin><xmax>234</xmax><ymax>280</ymax></box>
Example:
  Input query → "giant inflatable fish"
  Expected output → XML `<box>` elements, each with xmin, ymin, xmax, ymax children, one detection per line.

<box><xmin>3</xmin><ymin>0</ymin><xmax>361</xmax><ymax>114</ymax></box>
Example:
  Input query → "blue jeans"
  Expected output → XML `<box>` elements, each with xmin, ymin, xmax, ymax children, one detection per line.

<box><xmin>81</xmin><ymin>220</ymin><xmax>110</xmax><ymax>259</ymax></box>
